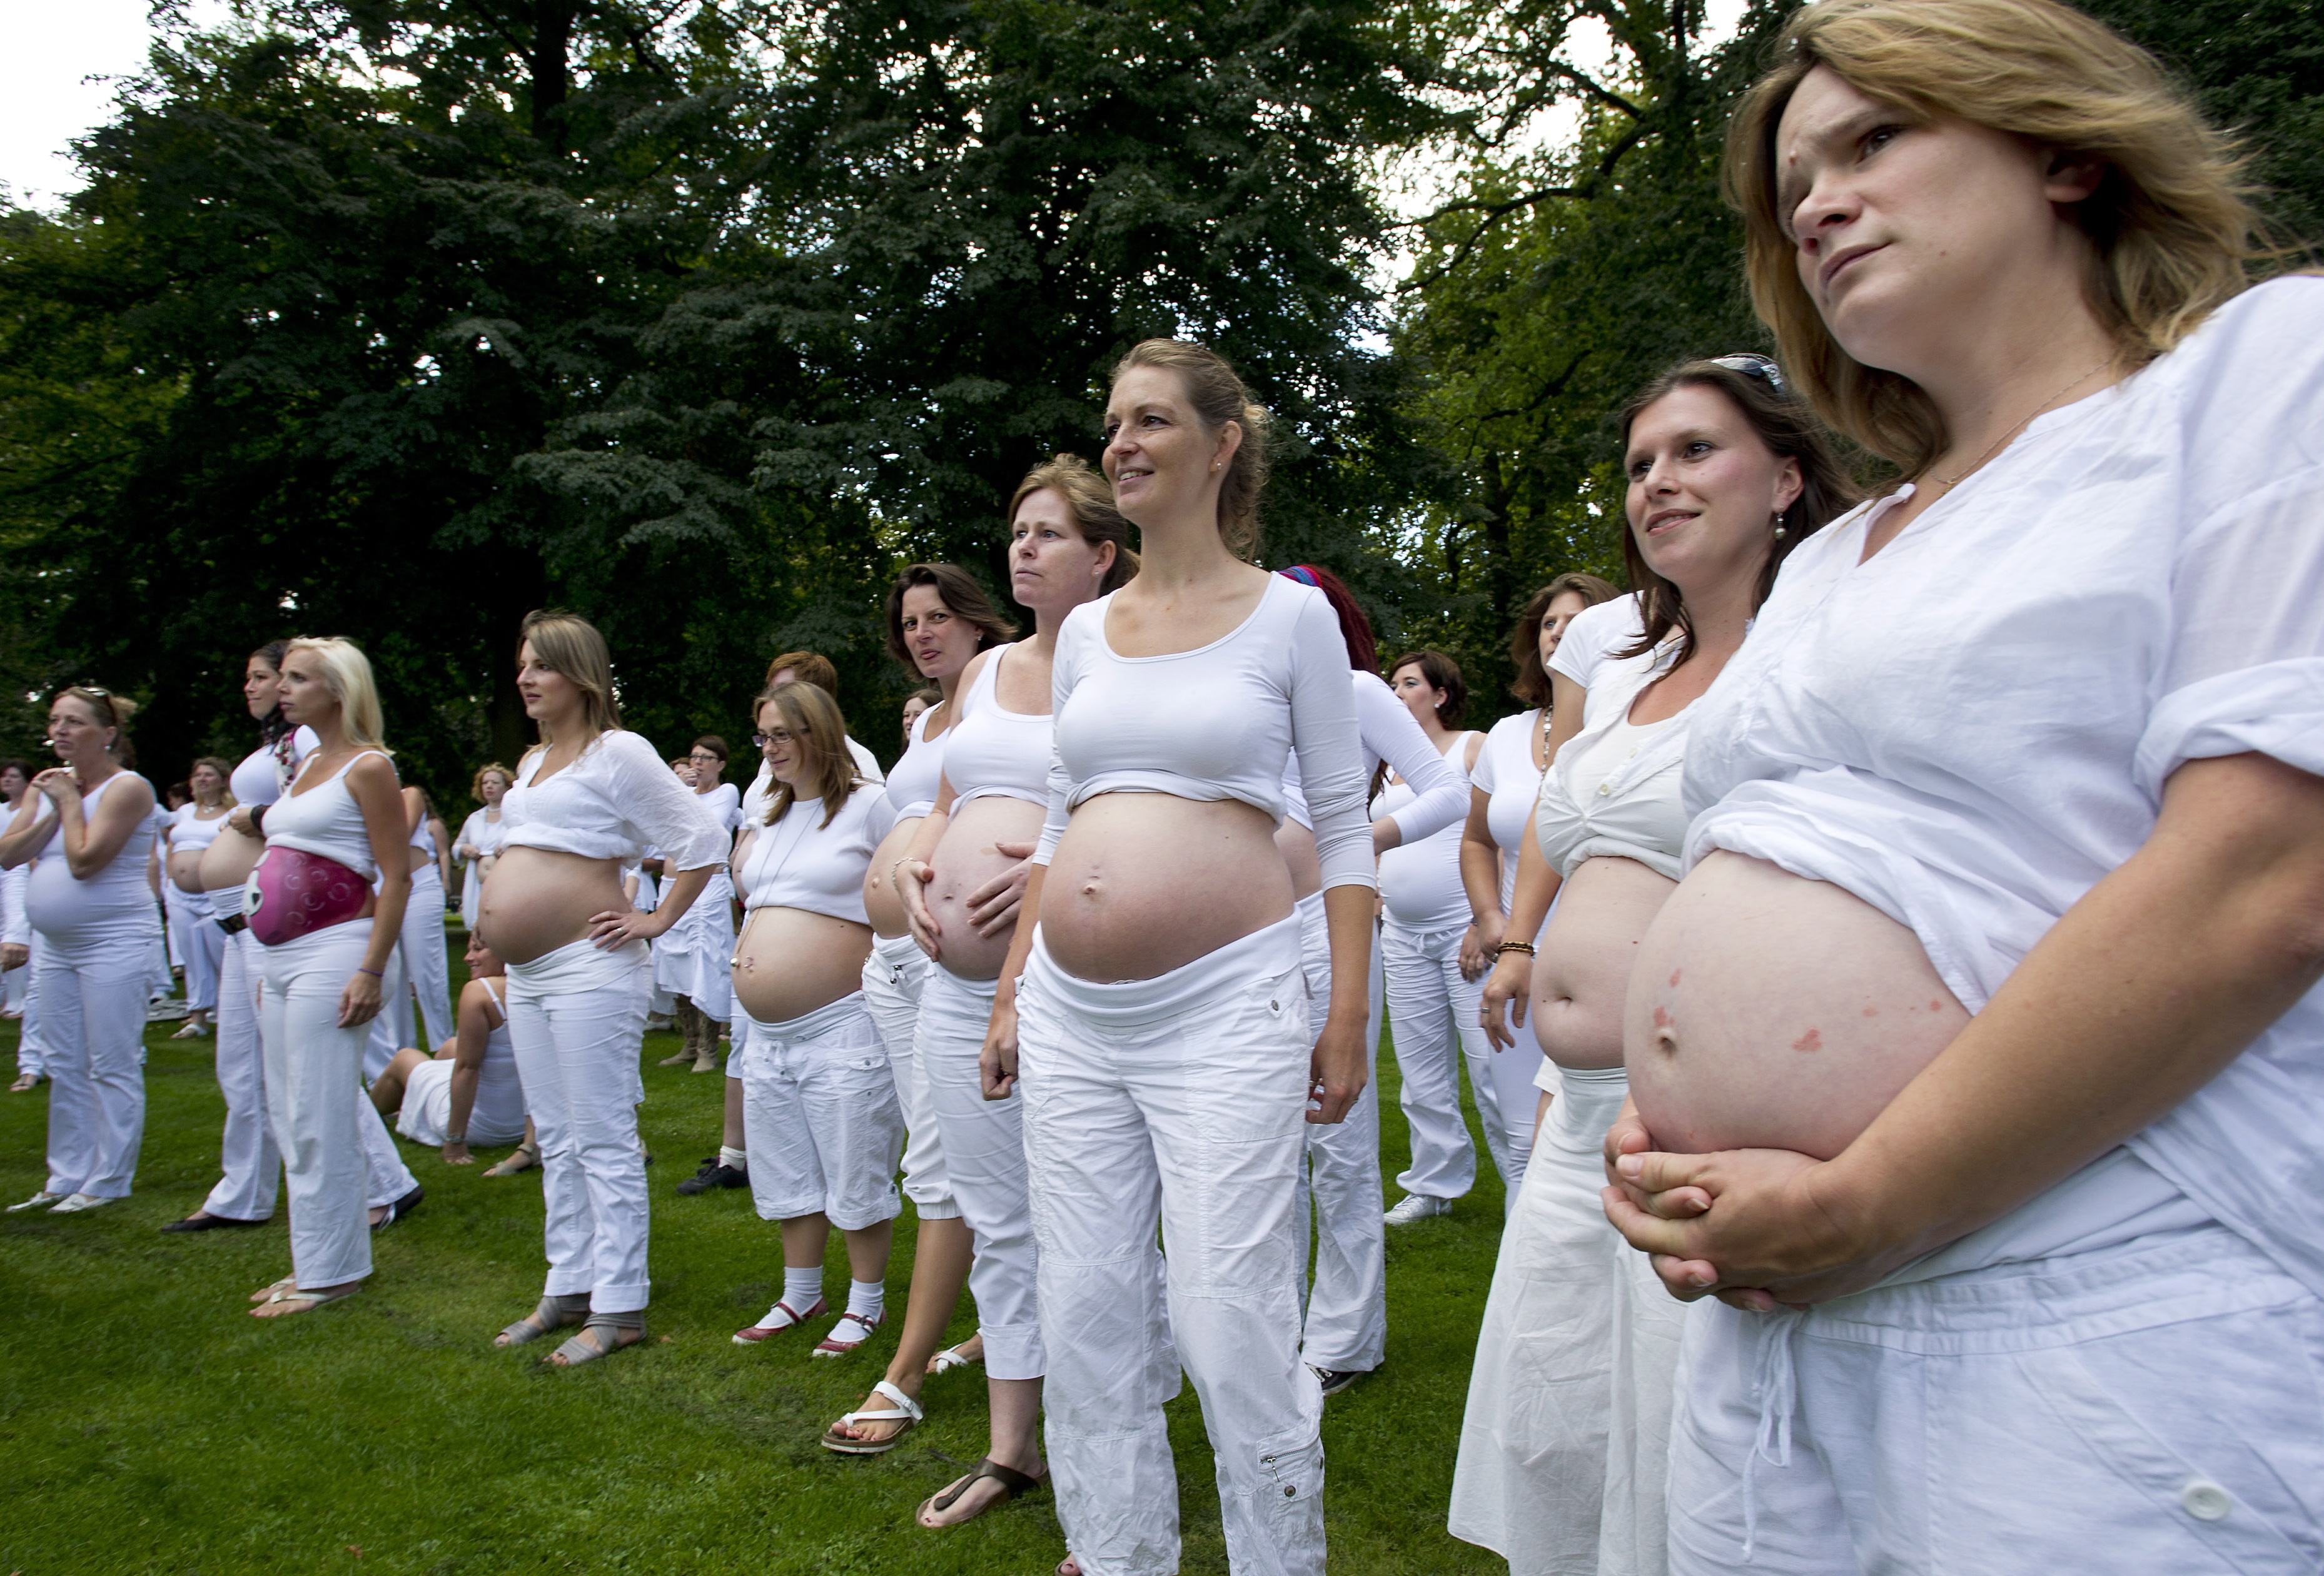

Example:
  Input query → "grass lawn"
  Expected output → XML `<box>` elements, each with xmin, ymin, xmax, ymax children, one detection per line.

<box><xmin>0</xmin><ymin>943</ymin><xmax>1512</xmax><ymax>1575</ymax></box>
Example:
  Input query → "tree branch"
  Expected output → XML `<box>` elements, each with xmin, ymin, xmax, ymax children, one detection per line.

<box><xmin>1395</xmin><ymin>114</ymin><xmax>1651</xmax><ymax>294</ymax></box>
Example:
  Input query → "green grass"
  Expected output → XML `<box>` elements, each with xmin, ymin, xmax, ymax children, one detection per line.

<box><xmin>0</xmin><ymin>947</ymin><xmax>1510</xmax><ymax>1575</ymax></box>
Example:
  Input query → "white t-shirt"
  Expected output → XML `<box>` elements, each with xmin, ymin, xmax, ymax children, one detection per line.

<box><xmin>1547</xmin><ymin>593</ymin><xmax>1649</xmax><ymax>717</ymax></box>
<box><xmin>1375</xmin><ymin>731</ymin><xmax>1481</xmax><ymax>930</ymax></box>
<box><xmin>1469</xmin><ymin>710</ymin><xmax>1540</xmax><ymax>915</ymax></box>
<box><xmin>736</xmin><ymin>787</ymin><xmax>881</xmax><ymax>926</ymax></box>
<box><xmin>1682</xmin><ymin>276</ymin><xmax>2324</xmax><ymax>1291</ymax></box>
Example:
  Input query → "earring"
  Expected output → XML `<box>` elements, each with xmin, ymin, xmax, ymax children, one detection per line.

<box><xmin>1773</xmin><ymin>515</ymin><xmax>1788</xmax><ymax>542</ymax></box>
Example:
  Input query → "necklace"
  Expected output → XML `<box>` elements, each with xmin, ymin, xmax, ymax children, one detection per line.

<box><xmin>1930</xmin><ymin>354</ymin><xmax>2114</xmax><ymax>495</ymax></box>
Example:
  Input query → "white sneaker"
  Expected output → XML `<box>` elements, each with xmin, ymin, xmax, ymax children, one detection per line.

<box><xmin>50</xmin><ymin>1193</ymin><xmax>114</xmax><ymax>1213</ymax></box>
<box><xmin>1383</xmin><ymin>1193</ymin><xmax>1452</xmax><ymax>1225</ymax></box>
<box><xmin>6</xmin><ymin>1190</ymin><xmax>64</xmax><ymax>1212</ymax></box>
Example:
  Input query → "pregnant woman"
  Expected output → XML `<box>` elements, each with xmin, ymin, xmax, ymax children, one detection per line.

<box><xmin>163</xmin><ymin>758</ymin><xmax>235</xmax><ymax>1041</ymax></box>
<box><xmin>453</xmin><ymin>764</ymin><xmax>512</xmax><ymax>929</ymax></box>
<box><xmin>483</xmin><ymin>611</ymin><xmax>725</xmax><ymax>1365</ymax></box>
<box><xmin>992</xmin><ymin>340</ymin><xmax>1373</xmax><ymax>1576</ymax></box>
<box><xmin>1451</xmin><ymin>358</ymin><xmax>1854</xmax><ymax>1575</ymax></box>
<box><xmin>1604</xmin><ymin>4</ymin><xmax>2324</xmax><ymax>1568</ymax></box>
<box><xmin>1</xmin><ymin>689</ymin><xmax>160</xmax><ymax>1215</ymax></box>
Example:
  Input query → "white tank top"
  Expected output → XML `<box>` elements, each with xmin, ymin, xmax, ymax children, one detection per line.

<box><xmin>169</xmin><ymin>804</ymin><xmax>231</xmax><ymax>856</ymax></box>
<box><xmin>228</xmin><ymin>726</ymin><xmax>321</xmax><ymax>807</ymax></box>
<box><xmin>24</xmin><ymin>772</ymin><xmax>160</xmax><ymax>946</ymax></box>
<box><xmin>1375</xmin><ymin>732</ymin><xmax>1478</xmax><ymax>931</ymax></box>
<box><xmin>942</xmin><ymin>644</ymin><xmax>1052</xmax><ymax>807</ymax></box>
<box><xmin>881</xmin><ymin>702</ymin><xmax>949</xmax><ymax>824</ymax></box>
<box><xmin>265</xmin><ymin>751</ymin><xmax>386</xmax><ymax>879</ymax></box>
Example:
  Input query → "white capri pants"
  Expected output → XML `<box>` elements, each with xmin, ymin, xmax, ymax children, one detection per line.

<box><xmin>1383</xmin><ymin>919</ymin><xmax>1515</xmax><ymax>1198</ymax></box>
<box><xmin>258</xmin><ymin>918</ymin><xmax>376</xmax><ymax>1289</ymax></box>
<box><xmin>1449</xmin><ymin>1063</ymin><xmax>1683</xmax><ymax>1576</ymax></box>
<box><xmin>862</xmin><ymin>932</ymin><xmax>958</xmax><ymax>1220</ymax></box>
<box><xmin>919</xmin><ymin>964</ymin><xmax>1042</xmax><ymax>1380</ymax></box>
<box><xmin>738</xmin><ymin>992</ymin><xmax>904</xmax><ymax>1232</ymax></box>
<box><xmin>1292</xmin><ymin>891</ymin><xmax>1388</xmax><ymax>1375</ymax></box>
<box><xmin>1018</xmin><ymin>913</ymin><xmax>1326</xmax><ymax>1576</ymax></box>
<box><xmin>203</xmin><ymin>901</ymin><xmax>280</xmax><ymax>1220</ymax></box>
<box><xmin>34</xmin><ymin>933</ymin><xmax>151</xmax><ymax>1200</ymax></box>
<box><xmin>171</xmin><ymin>886</ymin><xmax>225</xmax><ymax>1013</ymax></box>
<box><xmin>1670</xmin><ymin>1220</ymin><xmax>2324</xmax><ymax>1575</ymax></box>
<box><xmin>505</xmin><ymin>937</ymin><xmax>652</xmax><ymax>1313</ymax></box>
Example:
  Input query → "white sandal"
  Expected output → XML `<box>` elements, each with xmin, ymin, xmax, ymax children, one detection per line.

<box><xmin>927</xmin><ymin>1343</ymin><xmax>982</xmax><ymax>1376</ymax></box>
<box><xmin>820</xmin><ymin>1380</ymin><xmax>924</xmax><ymax>1454</ymax></box>
<box><xmin>253</xmin><ymin>1283</ymin><xmax>361</xmax><ymax>1315</ymax></box>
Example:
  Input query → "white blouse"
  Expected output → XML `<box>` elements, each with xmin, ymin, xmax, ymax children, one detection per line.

<box><xmin>1682</xmin><ymin>276</ymin><xmax>2324</xmax><ymax>1291</ymax></box>
<box><xmin>1535</xmin><ymin>647</ymin><xmax>1688</xmax><ymax>881</ymax></box>
<box><xmin>1036</xmin><ymin>577</ymin><xmax>1375</xmax><ymax>891</ymax></box>
<box><xmin>503</xmin><ymin>730</ymin><xmax>727</xmax><ymax>871</ymax></box>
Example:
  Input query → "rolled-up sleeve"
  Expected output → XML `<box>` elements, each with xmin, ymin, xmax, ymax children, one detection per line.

<box><xmin>612</xmin><ymin>733</ymin><xmax>728</xmax><ymax>871</ymax></box>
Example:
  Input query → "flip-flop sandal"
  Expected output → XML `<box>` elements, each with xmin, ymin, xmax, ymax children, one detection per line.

<box><xmin>253</xmin><ymin>1283</ymin><xmax>361</xmax><ymax>1315</ymax></box>
<box><xmin>927</xmin><ymin>1343</ymin><xmax>982</xmax><ymax>1375</ymax></box>
<box><xmin>917</xmin><ymin>1458</ymin><xmax>1047</xmax><ymax>1528</ymax></box>
<box><xmin>249</xmin><ymin>1276</ymin><xmax>297</xmax><ymax>1304</ymax></box>
<box><xmin>812</xmin><ymin>1310</ymin><xmax>882</xmax><ymax>1359</ymax></box>
<box><xmin>821</xmin><ymin>1380</ymin><xmax>924</xmax><ymax>1455</ymax></box>
<box><xmin>483</xmin><ymin>1144</ymin><xmax>540</xmax><ymax>1178</ymax></box>
<box><xmin>548</xmin><ymin>1318</ymin><xmax>646</xmax><ymax>1368</ymax></box>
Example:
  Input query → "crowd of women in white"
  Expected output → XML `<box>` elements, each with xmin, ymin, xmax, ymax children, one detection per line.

<box><xmin>8</xmin><ymin>0</ymin><xmax>2324</xmax><ymax>1568</ymax></box>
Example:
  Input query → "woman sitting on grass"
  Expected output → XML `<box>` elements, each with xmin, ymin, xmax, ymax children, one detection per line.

<box><xmin>369</xmin><ymin>931</ymin><xmax>531</xmax><ymax>1164</ymax></box>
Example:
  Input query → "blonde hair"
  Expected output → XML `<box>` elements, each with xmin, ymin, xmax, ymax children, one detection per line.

<box><xmin>282</xmin><ymin>639</ymin><xmax>388</xmax><ymax>750</ymax></box>
<box><xmin>755</xmin><ymin>683</ymin><xmax>861</xmax><ymax>829</ymax></box>
<box><xmin>1109</xmin><ymin>340</ymin><xmax>1273</xmax><ymax>559</ymax></box>
<box><xmin>518</xmin><ymin>610</ymin><xmax>622</xmax><ymax>748</ymax></box>
<box><xmin>1009</xmin><ymin>453</ymin><xmax>1141</xmax><ymax>594</ymax></box>
<box><xmin>1725</xmin><ymin>0</ymin><xmax>2262</xmax><ymax>475</ymax></box>
<box><xmin>470</xmin><ymin>761</ymin><xmax>513</xmax><ymax>800</ymax></box>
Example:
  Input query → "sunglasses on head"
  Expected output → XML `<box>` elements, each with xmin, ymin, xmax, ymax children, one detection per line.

<box><xmin>1710</xmin><ymin>354</ymin><xmax>1786</xmax><ymax>391</ymax></box>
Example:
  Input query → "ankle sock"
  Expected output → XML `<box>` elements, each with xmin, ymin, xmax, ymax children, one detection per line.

<box><xmin>718</xmin><ymin>1146</ymin><xmax>747</xmax><ymax>1173</ymax></box>
<box><xmin>846</xmin><ymin>1279</ymin><xmax>885</xmax><ymax>1323</ymax></box>
<box><xmin>783</xmin><ymin>1266</ymin><xmax>824</xmax><ymax>1312</ymax></box>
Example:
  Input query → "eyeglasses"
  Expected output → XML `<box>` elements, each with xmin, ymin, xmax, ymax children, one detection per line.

<box><xmin>751</xmin><ymin>732</ymin><xmax>796</xmax><ymax>748</ymax></box>
<box><xmin>1711</xmin><ymin>354</ymin><xmax>1786</xmax><ymax>391</ymax></box>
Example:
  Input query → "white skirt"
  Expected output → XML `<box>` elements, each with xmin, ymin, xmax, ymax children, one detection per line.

<box><xmin>395</xmin><ymin>1055</ymin><xmax>528</xmax><ymax>1146</ymax></box>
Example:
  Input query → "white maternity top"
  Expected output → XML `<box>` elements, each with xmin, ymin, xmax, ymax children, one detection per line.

<box><xmin>168</xmin><ymin>804</ymin><xmax>230</xmax><ymax>857</ymax></box>
<box><xmin>942</xmin><ymin>645</ymin><xmax>1053</xmax><ymax>808</ymax></box>
<box><xmin>228</xmin><ymin>726</ymin><xmax>321</xmax><ymax>808</ymax></box>
<box><xmin>24</xmin><ymin>774</ymin><xmax>159</xmax><ymax>947</ymax></box>
<box><xmin>502</xmin><ymin>730</ymin><xmax>727</xmax><ymax>871</ymax></box>
<box><xmin>1682</xmin><ymin>276</ymin><xmax>2324</xmax><ymax>1290</ymax></box>
<box><xmin>1536</xmin><ymin>646</ymin><xmax>1688</xmax><ymax>882</ymax></box>
<box><xmin>1376</xmin><ymin>731</ymin><xmax>1481</xmax><ymax>931</ymax></box>
<box><xmin>1036</xmin><ymin>576</ymin><xmax>1374</xmax><ymax>891</ymax></box>
<box><xmin>881</xmin><ymin>702</ymin><xmax>949</xmax><ymax>824</ymax></box>
<box><xmin>737</xmin><ymin>787</ymin><xmax>881</xmax><ymax>926</ymax></box>
<box><xmin>1547</xmin><ymin>594</ymin><xmax>1649</xmax><ymax>724</ymax></box>
<box><xmin>1471</xmin><ymin>710</ymin><xmax>1543</xmax><ymax>914</ymax></box>
<box><xmin>265</xmin><ymin>752</ymin><xmax>387</xmax><ymax>879</ymax></box>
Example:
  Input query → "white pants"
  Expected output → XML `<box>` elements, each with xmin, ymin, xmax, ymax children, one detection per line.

<box><xmin>1449</xmin><ymin>1064</ymin><xmax>1682</xmax><ymax>1575</ymax></box>
<box><xmin>862</xmin><ymin>932</ymin><xmax>959</xmax><ymax>1220</ymax></box>
<box><xmin>34</xmin><ymin>934</ymin><xmax>150</xmax><ymax>1198</ymax></box>
<box><xmin>920</xmin><ymin>965</ymin><xmax>1042</xmax><ymax>1380</ymax></box>
<box><xmin>1670</xmin><ymin>1223</ymin><xmax>2324</xmax><ymax>1575</ymax></box>
<box><xmin>378</xmin><ymin>867</ymin><xmax>452</xmax><ymax>1058</ymax></box>
<box><xmin>13</xmin><ymin>933</ymin><xmax>48</xmax><ymax>1076</ymax></box>
<box><xmin>258</xmin><ymin>919</ymin><xmax>376</xmax><ymax>1288</ymax></box>
<box><xmin>738</xmin><ymin>993</ymin><xmax>904</xmax><ymax>1232</ymax></box>
<box><xmin>1292</xmin><ymin>892</ymin><xmax>1388</xmax><ymax>1374</ymax></box>
<box><xmin>204</xmin><ymin>909</ymin><xmax>280</xmax><ymax>1220</ymax></box>
<box><xmin>1018</xmin><ymin>915</ymin><xmax>1325</xmax><ymax>1576</ymax></box>
<box><xmin>1383</xmin><ymin>919</ymin><xmax>1513</xmax><ymax>1198</ymax></box>
<box><xmin>171</xmin><ymin>887</ymin><xmax>225</xmax><ymax>1012</ymax></box>
<box><xmin>163</xmin><ymin>883</ymin><xmax>186</xmax><ymax>970</ymax></box>
<box><xmin>506</xmin><ymin>938</ymin><xmax>652</xmax><ymax>1312</ymax></box>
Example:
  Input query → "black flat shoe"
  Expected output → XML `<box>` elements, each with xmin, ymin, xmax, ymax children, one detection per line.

<box><xmin>371</xmin><ymin>1185</ymin><xmax>425</xmax><ymax>1231</ymax></box>
<box><xmin>161</xmin><ymin>1213</ymin><xmax>266</xmax><ymax>1233</ymax></box>
<box><xmin>676</xmin><ymin>1158</ymin><xmax>746</xmax><ymax>1195</ymax></box>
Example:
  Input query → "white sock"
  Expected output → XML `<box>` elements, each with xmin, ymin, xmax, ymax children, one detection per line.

<box><xmin>719</xmin><ymin>1146</ymin><xmax>747</xmax><ymax>1173</ymax></box>
<box><xmin>782</xmin><ymin>1266</ymin><xmax>824</xmax><ymax>1313</ymax></box>
<box><xmin>846</xmin><ymin>1278</ymin><xmax>885</xmax><ymax>1323</ymax></box>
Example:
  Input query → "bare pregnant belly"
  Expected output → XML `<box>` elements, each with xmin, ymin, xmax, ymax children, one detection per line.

<box><xmin>864</xmin><ymin>817</ymin><xmax>924</xmax><ymax>939</ymax></box>
<box><xmin>1625</xmin><ymin>851</ymin><xmax>1970</xmax><ymax>1160</ymax></box>
<box><xmin>478</xmin><ymin>847</ymin><xmax>627</xmax><ymax>966</ymax></box>
<box><xmin>168</xmin><ymin>850</ymin><xmax>210</xmax><ymax>896</ymax></box>
<box><xmin>927</xmin><ymin>796</ymin><xmax>1044</xmax><ymax>981</ymax></box>
<box><xmin>1530</xmin><ymin>856</ymin><xmax>1678</xmax><ymax>1071</ymax></box>
<box><xmin>198</xmin><ymin>827</ymin><xmax>265</xmax><ymax>892</ymax></box>
<box><xmin>1041</xmin><ymin>793</ymin><xmax>1295</xmax><ymax>981</ymax></box>
<box><xmin>732</xmin><ymin>906</ymin><xmax>872</xmax><ymax>1022</ymax></box>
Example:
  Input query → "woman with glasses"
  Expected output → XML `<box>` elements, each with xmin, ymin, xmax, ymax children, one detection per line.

<box><xmin>1453</xmin><ymin>360</ymin><xmax>1856</xmax><ymax>1574</ymax></box>
<box><xmin>1</xmin><ymin>689</ymin><xmax>160</xmax><ymax>1215</ymax></box>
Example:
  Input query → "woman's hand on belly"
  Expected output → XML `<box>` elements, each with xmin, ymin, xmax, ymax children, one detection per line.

<box><xmin>478</xmin><ymin>847</ymin><xmax>629</xmax><ymax>965</ymax></box>
<box><xmin>962</xmin><ymin>841</ymin><xmax>1036</xmax><ymax>936</ymax></box>
<box><xmin>925</xmin><ymin>799</ymin><xmax>1046</xmax><ymax>979</ymax></box>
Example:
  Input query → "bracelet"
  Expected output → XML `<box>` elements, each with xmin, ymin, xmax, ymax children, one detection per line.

<box><xmin>356</xmin><ymin>966</ymin><xmax>384</xmax><ymax>977</ymax></box>
<box><xmin>1494</xmin><ymin>941</ymin><xmax>1537</xmax><ymax>957</ymax></box>
<box><xmin>445</xmin><ymin>1132</ymin><xmax>466</xmax><ymax>1146</ymax></box>
<box><xmin>247</xmin><ymin>804</ymin><xmax>266</xmax><ymax>836</ymax></box>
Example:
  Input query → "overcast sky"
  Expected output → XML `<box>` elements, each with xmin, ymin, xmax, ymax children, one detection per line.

<box><xmin>1</xmin><ymin>0</ymin><xmax>225</xmax><ymax>208</ymax></box>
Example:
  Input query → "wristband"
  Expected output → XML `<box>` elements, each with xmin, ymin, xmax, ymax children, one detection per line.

<box><xmin>1494</xmin><ymin>941</ymin><xmax>1537</xmax><ymax>957</ymax></box>
<box><xmin>248</xmin><ymin>804</ymin><xmax>267</xmax><ymax>836</ymax></box>
<box><xmin>356</xmin><ymin>966</ymin><xmax>384</xmax><ymax>977</ymax></box>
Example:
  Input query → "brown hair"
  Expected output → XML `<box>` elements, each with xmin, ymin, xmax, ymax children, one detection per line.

<box><xmin>1009</xmin><ymin>453</ymin><xmax>1141</xmax><ymax>595</ymax></box>
<box><xmin>1387</xmin><ymin>650</ymin><xmax>1470</xmax><ymax>730</ymax></box>
<box><xmin>882</xmin><ymin>567</ymin><xmax>1016</xmax><ymax>669</ymax></box>
<box><xmin>1615</xmin><ymin>360</ymin><xmax>1862</xmax><ymax>667</ymax></box>
<box><xmin>470</xmin><ymin>762</ymin><xmax>513</xmax><ymax>799</ymax></box>
<box><xmin>690</xmin><ymin>735</ymin><xmax>729</xmax><ymax>782</ymax></box>
<box><xmin>1724</xmin><ymin>0</ymin><xmax>2262</xmax><ymax>477</ymax></box>
<box><xmin>191</xmin><ymin>757</ymin><xmax>238</xmax><ymax>809</ymax></box>
<box><xmin>763</xmin><ymin>650</ymin><xmax>839</xmax><ymax>695</ymax></box>
<box><xmin>755</xmin><ymin>684</ymin><xmax>861</xmax><ymax>829</ymax></box>
<box><xmin>1510</xmin><ymin>573</ymin><xmax>1622</xmax><ymax>707</ymax></box>
<box><xmin>1109</xmin><ymin>339</ymin><xmax>1273</xmax><ymax>559</ymax></box>
<box><xmin>518</xmin><ymin>611</ymin><xmax>622</xmax><ymax>746</ymax></box>
<box><xmin>53</xmin><ymin>686</ymin><xmax>141</xmax><ymax>768</ymax></box>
